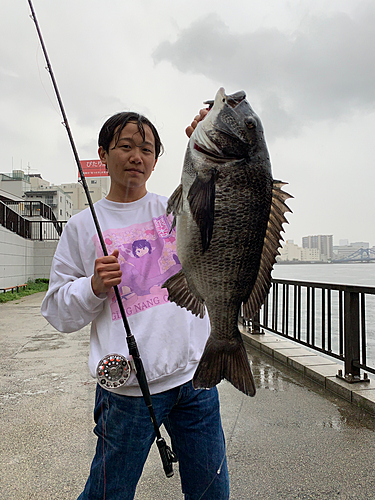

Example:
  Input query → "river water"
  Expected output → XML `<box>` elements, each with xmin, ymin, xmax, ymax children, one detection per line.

<box><xmin>272</xmin><ymin>262</ymin><xmax>375</xmax><ymax>286</ymax></box>
<box><xmin>268</xmin><ymin>263</ymin><xmax>375</xmax><ymax>371</ymax></box>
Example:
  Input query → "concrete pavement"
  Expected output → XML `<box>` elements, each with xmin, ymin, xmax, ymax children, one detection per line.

<box><xmin>1</xmin><ymin>292</ymin><xmax>375</xmax><ymax>499</ymax></box>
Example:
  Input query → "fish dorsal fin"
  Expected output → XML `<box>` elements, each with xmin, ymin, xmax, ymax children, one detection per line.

<box><xmin>162</xmin><ymin>269</ymin><xmax>206</xmax><ymax>318</ymax></box>
<box><xmin>242</xmin><ymin>181</ymin><xmax>293</xmax><ymax>319</ymax></box>
<box><xmin>187</xmin><ymin>169</ymin><xmax>218</xmax><ymax>253</ymax></box>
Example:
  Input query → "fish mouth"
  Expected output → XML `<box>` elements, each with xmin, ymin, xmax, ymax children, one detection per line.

<box><xmin>192</xmin><ymin>88</ymin><xmax>251</xmax><ymax>159</ymax></box>
<box><xmin>203</xmin><ymin>90</ymin><xmax>247</xmax><ymax>111</ymax></box>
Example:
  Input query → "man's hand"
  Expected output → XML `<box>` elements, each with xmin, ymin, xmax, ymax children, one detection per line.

<box><xmin>185</xmin><ymin>108</ymin><xmax>209</xmax><ymax>138</ymax></box>
<box><xmin>91</xmin><ymin>249</ymin><xmax>122</xmax><ymax>296</ymax></box>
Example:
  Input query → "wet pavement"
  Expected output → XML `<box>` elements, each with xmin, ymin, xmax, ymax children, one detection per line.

<box><xmin>1</xmin><ymin>292</ymin><xmax>375</xmax><ymax>500</ymax></box>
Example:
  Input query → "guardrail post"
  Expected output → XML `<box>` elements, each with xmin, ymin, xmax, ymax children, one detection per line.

<box><xmin>344</xmin><ymin>291</ymin><xmax>360</xmax><ymax>380</ymax></box>
<box><xmin>240</xmin><ymin>309</ymin><xmax>264</xmax><ymax>334</ymax></box>
<box><xmin>337</xmin><ymin>291</ymin><xmax>369</xmax><ymax>383</ymax></box>
<box><xmin>251</xmin><ymin>311</ymin><xmax>264</xmax><ymax>334</ymax></box>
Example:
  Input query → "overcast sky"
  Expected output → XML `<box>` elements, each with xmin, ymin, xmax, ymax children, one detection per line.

<box><xmin>1</xmin><ymin>0</ymin><xmax>374</xmax><ymax>247</ymax></box>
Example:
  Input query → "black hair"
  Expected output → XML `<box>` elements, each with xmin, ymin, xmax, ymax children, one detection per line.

<box><xmin>98</xmin><ymin>112</ymin><xmax>164</xmax><ymax>159</ymax></box>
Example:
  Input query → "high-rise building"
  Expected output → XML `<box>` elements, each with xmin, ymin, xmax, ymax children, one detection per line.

<box><xmin>302</xmin><ymin>235</ymin><xmax>333</xmax><ymax>261</ymax></box>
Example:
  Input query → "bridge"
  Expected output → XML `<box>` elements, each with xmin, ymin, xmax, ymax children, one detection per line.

<box><xmin>333</xmin><ymin>247</ymin><xmax>375</xmax><ymax>262</ymax></box>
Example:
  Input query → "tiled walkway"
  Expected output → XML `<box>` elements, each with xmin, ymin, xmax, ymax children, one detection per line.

<box><xmin>1</xmin><ymin>293</ymin><xmax>375</xmax><ymax>499</ymax></box>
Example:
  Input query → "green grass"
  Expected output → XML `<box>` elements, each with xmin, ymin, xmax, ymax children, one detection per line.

<box><xmin>0</xmin><ymin>279</ymin><xmax>49</xmax><ymax>303</ymax></box>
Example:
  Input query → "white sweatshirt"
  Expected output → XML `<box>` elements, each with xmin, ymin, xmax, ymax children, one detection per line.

<box><xmin>41</xmin><ymin>193</ymin><xmax>210</xmax><ymax>396</ymax></box>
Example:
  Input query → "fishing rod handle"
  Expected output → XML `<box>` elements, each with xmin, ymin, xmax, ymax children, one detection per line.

<box><xmin>129</xmin><ymin>339</ymin><xmax>178</xmax><ymax>477</ymax></box>
<box><xmin>157</xmin><ymin>437</ymin><xmax>178</xmax><ymax>478</ymax></box>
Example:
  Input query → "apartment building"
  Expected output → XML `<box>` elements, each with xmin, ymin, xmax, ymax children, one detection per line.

<box><xmin>302</xmin><ymin>235</ymin><xmax>333</xmax><ymax>262</ymax></box>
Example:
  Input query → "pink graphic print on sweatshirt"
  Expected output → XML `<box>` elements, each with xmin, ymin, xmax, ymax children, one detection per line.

<box><xmin>93</xmin><ymin>214</ymin><xmax>181</xmax><ymax>320</ymax></box>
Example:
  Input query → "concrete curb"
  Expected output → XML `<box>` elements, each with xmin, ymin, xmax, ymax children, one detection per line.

<box><xmin>240</xmin><ymin>325</ymin><xmax>375</xmax><ymax>416</ymax></box>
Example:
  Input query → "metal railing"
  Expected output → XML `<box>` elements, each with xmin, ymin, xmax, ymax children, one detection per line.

<box><xmin>241</xmin><ymin>279</ymin><xmax>375</xmax><ymax>381</ymax></box>
<box><xmin>1</xmin><ymin>199</ymin><xmax>57</xmax><ymax>221</ymax></box>
<box><xmin>0</xmin><ymin>201</ymin><xmax>66</xmax><ymax>240</ymax></box>
<box><xmin>28</xmin><ymin>219</ymin><xmax>67</xmax><ymax>240</ymax></box>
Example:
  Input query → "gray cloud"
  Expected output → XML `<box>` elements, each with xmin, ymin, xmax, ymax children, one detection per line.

<box><xmin>153</xmin><ymin>6</ymin><xmax>375</xmax><ymax>138</ymax></box>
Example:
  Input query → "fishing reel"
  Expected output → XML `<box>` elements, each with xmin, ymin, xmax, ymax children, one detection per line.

<box><xmin>96</xmin><ymin>353</ymin><xmax>131</xmax><ymax>389</ymax></box>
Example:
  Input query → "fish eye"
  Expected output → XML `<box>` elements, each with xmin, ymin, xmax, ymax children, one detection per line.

<box><xmin>222</xmin><ymin>98</ymin><xmax>225</xmax><ymax>102</ymax></box>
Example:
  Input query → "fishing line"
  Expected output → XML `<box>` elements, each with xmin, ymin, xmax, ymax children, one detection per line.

<box><xmin>35</xmin><ymin>44</ymin><xmax>61</xmax><ymax>119</ymax></box>
<box><xmin>100</xmin><ymin>387</ymin><xmax>107</xmax><ymax>500</ymax></box>
<box><xmin>195</xmin><ymin>392</ymin><xmax>244</xmax><ymax>500</ymax></box>
<box><xmin>227</xmin><ymin>392</ymin><xmax>245</xmax><ymax>448</ymax></box>
<box><xmin>27</xmin><ymin>0</ymin><xmax>177</xmax><ymax>480</ymax></box>
<box><xmin>195</xmin><ymin>451</ymin><xmax>227</xmax><ymax>500</ymax></box>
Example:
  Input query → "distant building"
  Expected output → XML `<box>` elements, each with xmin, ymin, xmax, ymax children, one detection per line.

<box><xmin>333</xmin><ymin>241</ymin><xmax>370</xmax><ymax>260</ymax></box>
<box><xmin>351</xmin><ymin>242</ymin><xmax>369</xmax><ymax>249</ymax></box>
<box><xmin>23</xmin><ymin>174</ymin><xmax>72</xmax><ymax>221</ymax></box>
<box><xmin>0</xmin><ymin>170</ymin><xmax>31</xmax><ymax>198</ymax></box>
<box><xmin>301</xmin><ymin>247</ymin><xmax>321</xmax><ymax>262</ymax></box>
<box><xmin>0</xmin><ymin>163</ymin><xmax>110</xmax><ymax>289</ymax></box>
<box><xmin>60</xmin><ymin>180</ymin><xmax>109</xmax><ymax>215</ymax></box>
<box><xmin>332</xmin><ymin>245</ymin><xmax>353</xmax><ymax>259</ymax></box>
<box><xmin>302</xmin><ymin>235</ymin><xmax>333</xmax><ymax>262</ymax></box>
<box><xmin>0</xmin><ymin>172</ymin><xmax>72</xmax><ymax>221</ymax></box>
<box><xmin>278</xmin><ymin>240</ymin><xmax>302</xmax><ymax>262</ymax></box>
<box><xmin>24</xmin><ymin>187</ymin><xmax>72</xmax><ymax>221</ymax></box>
<box><xmin>61</xmin><ymin>159</ymin><xmax>110</xmax><ymax>214</ymax></box>
<box><xmin>29</xmin><ymin>173</ymin><xmax>50</xmax><ymax>190</ymax></box>
<box><xmin>1</xmin><ymin>160</ymin><xmax>111</xmax><ymax>219</ymax></box>
<box><xmin>278</xmin><ymin>240</ymin><xmax>322</xmax><ymax>262</ymax></box>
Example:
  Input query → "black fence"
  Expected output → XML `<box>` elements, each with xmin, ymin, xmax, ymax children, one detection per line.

<box><xmin>1</xmin><ymin>199</ymin><xmax>56</xmax><ymax>220</ymax></box>
<box><xmin>0</xmin><ymin>201</ymin><xmax>66</xmax><ymax>240</ymax></box>
<box><xmin>241</xmin><ymin>279</ymin><xmax>375</xmax><ymax>381</ymax></box>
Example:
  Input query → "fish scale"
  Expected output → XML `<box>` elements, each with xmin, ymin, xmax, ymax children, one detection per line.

<box><xmin>163</xmin><ymin>87</ymin><xmax>292</xmax><ymax>396</ymax></box>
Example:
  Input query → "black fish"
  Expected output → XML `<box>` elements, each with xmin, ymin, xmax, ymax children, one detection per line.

<box><xmin>163</xmin><ymin>88</ymin><xmax>292</xmax><ymax>396</ymax></box>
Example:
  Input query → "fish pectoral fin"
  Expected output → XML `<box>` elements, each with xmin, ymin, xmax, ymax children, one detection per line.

<box><xmin>187</xmin><ymin>169</ymin><xmax>218</xmax><ymax>253</ymax></box>
<box><xmin>167</xmin><ymin>183</ymin><xmax>183</xmax><ymax>216</ymax></box>
<box><xmin>162</xmin><ymin>269</ymin><xmax>205</xmax><ymax>318</ymax></box>
<box><xmin>243</xmin><ymin>180</ymin><xmax>292</xmax><ymax>320</ymax></box>
<box><xmin>167</xmin><ymin>184</ymin><xmax>183</xmax><ymax>233</ymax></box>
<box><xmin>193</xmin><ymin>336</ymin><xmax>256</xmax><ymax>397</ymax></box>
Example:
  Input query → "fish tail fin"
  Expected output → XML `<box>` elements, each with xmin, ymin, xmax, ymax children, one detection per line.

<box><xmin>193</xmin><ymin>336</ymin><xmax>256</xmax><ymax>397</ymax></box>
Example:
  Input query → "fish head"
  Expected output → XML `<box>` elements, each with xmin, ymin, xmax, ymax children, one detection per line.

<box><xmin>190</xmin><ymin>88</ymin><xmax>270</xmax><ymax>169</ymax></box>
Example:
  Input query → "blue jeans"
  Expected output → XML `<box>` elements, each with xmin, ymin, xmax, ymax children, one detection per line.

<box><xmin>77</xmin><ymin>381</ymin><xmax>229</xmax><ymax>500</ymax></box>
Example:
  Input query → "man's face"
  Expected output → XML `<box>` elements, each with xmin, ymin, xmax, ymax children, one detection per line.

<box><xmin>99</xmin><ymin>121</ymin><xmax>157</xmax><ymax>202</ymax></box>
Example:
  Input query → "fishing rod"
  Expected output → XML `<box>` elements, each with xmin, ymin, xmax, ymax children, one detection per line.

<box><xmin>27</xmin><ymin>0</ymin><xmax>177</xmax><ymax>478</ymax></box>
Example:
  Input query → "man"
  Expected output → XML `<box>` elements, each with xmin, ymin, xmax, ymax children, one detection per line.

<box><xmin>41</xmin><ymin>110</ymin><xmax>230</xmax><ymax>500</ymax></box>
